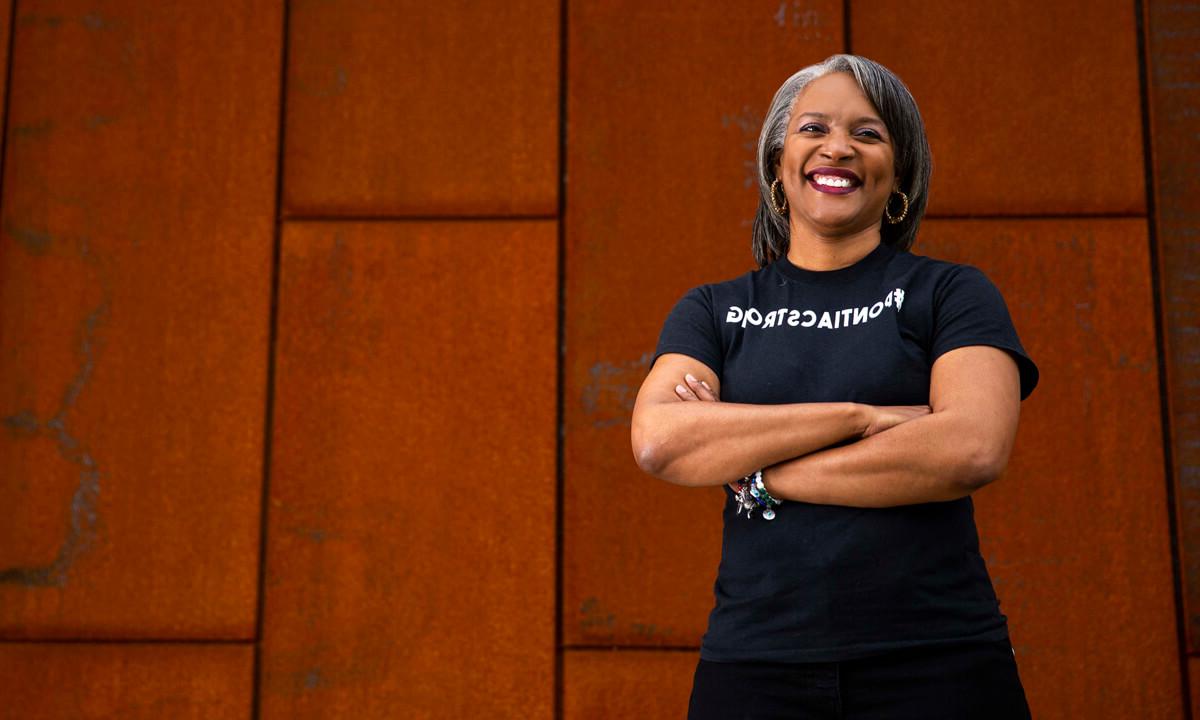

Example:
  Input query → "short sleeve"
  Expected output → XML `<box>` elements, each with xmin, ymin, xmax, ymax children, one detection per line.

<box><xmin>651</xmin><ymin>285</ymin><xmax>724</xmax><ymax>378</ymax></box>
<box><xmin>931</xmin><ymin>265</ymin><xmax>1039</xmax><ymax>400</ymax></box>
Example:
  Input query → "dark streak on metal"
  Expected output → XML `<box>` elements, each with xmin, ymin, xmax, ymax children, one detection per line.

<box><xmin>12</xmin><ymin>118</ymin><xmax>53</xmax><ymax>138</ymax></box>
<box><xmin>5</xmin><ymin>222</ymin><xmax>53</xmax><ymax>254</ymax></box>
<box><xmin>582</xmin><ymin>352</ymin><xmax>652</xmax><ymax>428</ymax></box>
<box><xmin>0</xmin><ymin>236</ymin><xmax>111</xmax><ymax>587</ymax></box>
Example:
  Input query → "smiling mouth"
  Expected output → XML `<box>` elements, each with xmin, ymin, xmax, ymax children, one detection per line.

<box><xmin>807</xmin><ymin>173</ymin><xmax>859</xmax><ymax>195</ymax></box>
<box><xmin>804</xmin><ymin>167</ymin><xmax>862</xmax><ymax>195</ymax></box>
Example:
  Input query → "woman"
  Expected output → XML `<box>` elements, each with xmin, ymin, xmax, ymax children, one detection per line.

<box><xmin>630</xmin><ymin>54</ymin><xmax>1038</xmax><ymax>719</ymax></box>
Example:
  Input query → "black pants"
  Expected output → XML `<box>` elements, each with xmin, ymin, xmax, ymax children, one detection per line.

<box><xmin>687</xmin><ymin>638</ymin><xmax>1032</xmax><ymax>719</ymax></box>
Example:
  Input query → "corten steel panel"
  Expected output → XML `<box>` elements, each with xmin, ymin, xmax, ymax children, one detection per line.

<box><xmin>283</xmin><ymin>1</ymin><xmax>559</xmax><ymax>217</ymax></box>
<box><xmin>259</xmin><ymin>221</ymin><xmax>556</xmax><ymax>719</ymax></box>
<box><xmin>564</xmin><ymin>0</ymin><xmax>843</xmax><ymax>649</ymax></box>
<box><xmin>852</xmin><ymin>0</ymin><xmax>1145</xmax><ymax>217</ymax></box>
<box><xmin>563</xmin><ymin>650</ymin><xmax>698</xmax><ymax>719</ymax></box>
<box><xmin>1145</xmin><ymin>0</ymin><xmax>1200</xmax><ymax>654</ymax></box>
<box><xmin>0</xmin><ymin>642</ymin><xmax>253</xmax><ymax>719</ymax></box>
<box><xmin>916</xmin><ymin>219</ymin><xmax>1179</xmax><ymax>718</ymax></box>
<box><xmin>0</xmin><ymin>1</ymin><xmax>281</xmax><ymax>637</ymax></box>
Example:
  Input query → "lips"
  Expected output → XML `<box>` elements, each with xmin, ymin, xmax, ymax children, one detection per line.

<box><xmin>805</xmin><ymin>166</ymin><xmax>862</xmax><ymax>195</ymax></box>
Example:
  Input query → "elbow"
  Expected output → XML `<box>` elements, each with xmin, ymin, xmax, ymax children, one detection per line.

<box><xmin>631</xmin><ymin>419</ymin><xmax>698</xmax><ymax>486</ymax></box>
<box><xmin>959</xmin><ymin>440</ymin><xmax>1009</xmax><ymax>491</ymax></box>
<box><xmin>630</xmin><ymin>413</ymin><xmax>666</xmax><ymax>477</ymax></box>
<box><xmin>632</xmin><ymin>436</ymin><xmax>663</xmax><ymax>476</ymax></box>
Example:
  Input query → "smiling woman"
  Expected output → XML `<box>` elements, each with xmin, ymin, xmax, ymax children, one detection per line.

<box><xmin>630</xmin><ymin>55</ymin><xmax>1037</xmax><ymax>719</ymax></box>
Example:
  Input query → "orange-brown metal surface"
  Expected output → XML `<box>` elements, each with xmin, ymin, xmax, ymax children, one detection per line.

<box><xmin>0</xmin><ymin>642</ymin><xmax>253</xmax><ymax>719</ymax></box>
<box><xmin>1145</xmin><ymin>0</ymin><xmax>1200</xmax><ymax>656</ymax></box>
<box><xmin>916</xmin><ymin>219</ymin><xmax>1179</xmax><ymax>718</ymax></box>
<box><xmin>563</xmin><ymin>650</ymin><xmax>698</xmax><ymax>718</ymax></box>
<box><xmin>258</xmin><ymin>221</ymin><xmax>556</xmax><ymax>718</ymax></box>
<box><xmin>283</xmin><ymin>0</ymin><xmax>559</xmax><ymax>217</ymax></box>
<box><xmin>0</xmin><ymin>1</ymin><xmax>281</xmax><ymax>638</ymax></box>
<box><xmin>853</xmin><ymin>0</ymin><xmax>1145</xmax><ymax>217</ymax></box>
<box><xmin>564</xmin><ymin>0</ymin><xmax>843</xmax><ymax>649</ymax></box>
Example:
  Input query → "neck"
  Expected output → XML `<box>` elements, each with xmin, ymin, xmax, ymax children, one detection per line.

<box><xmin>785</xmin><ymin>223</ymin><xmax>883</xmax><ymax>271</ymax></box>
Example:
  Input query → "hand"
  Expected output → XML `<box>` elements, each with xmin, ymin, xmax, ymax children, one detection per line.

<box><xmin>860</xmin><ymin>404</ymin><xmax>931</xmax><ymax>438</ymax></box>
<box><xmin>673</xmin><ymin>372</ymin><xmax>719</xmax><ymax>402</ymax></box>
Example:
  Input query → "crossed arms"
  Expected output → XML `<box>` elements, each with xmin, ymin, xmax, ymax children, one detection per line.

<box><xmin>629</xmin><ymin>346</ymin><xmax>1022</xmax><ymax>508</ymax></box>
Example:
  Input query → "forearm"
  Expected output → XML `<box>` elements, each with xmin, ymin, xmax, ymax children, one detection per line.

<box><xmin>633</xmin><ymin>401</ymin><xmax>866</xmax><ymax>487</ymax></box>
<box><xmin>763</xmin><ymin>410</ymin><xmax>995</xmax><ymax>508</ymax></box>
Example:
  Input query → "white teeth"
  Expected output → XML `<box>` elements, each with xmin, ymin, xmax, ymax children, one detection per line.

<box><xmin>813</xmin><ymin>174</ymin><xmax>854</xmax><ymax>187</ymax></box>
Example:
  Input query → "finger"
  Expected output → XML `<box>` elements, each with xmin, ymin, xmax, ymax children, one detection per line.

<box><xmin>685</xmin><ymin>373</ymin><xmax>719</xmax><ymax>402</ymax></box>
<box><xmin>674</xmin><ymin>383</ymin><xmax>698</xmax><ymax>400</ymax></box>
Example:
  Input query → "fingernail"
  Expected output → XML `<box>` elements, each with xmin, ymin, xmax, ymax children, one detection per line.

<box><xmin>701</xmin><ymin>380</ymin><xmax>711</xmax><ymax>389</ymax></box>
<box><xmin>676</xmin><ymin>384</ymin><xmax>687</xmax><ymax>394</ymax></box>
<box><xmin>685</xmin><ymin>373</ymin><xmax>696</xmax><ymax>382</ymax></box>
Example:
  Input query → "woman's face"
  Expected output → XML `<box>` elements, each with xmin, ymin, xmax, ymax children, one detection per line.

<box><xmin>774</xmin><ymin>72</ymin><xmax>897</xmax><ymax>240</ymax></box>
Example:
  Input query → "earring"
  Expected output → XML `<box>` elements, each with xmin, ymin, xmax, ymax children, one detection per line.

<box><xmin>884</xmin><ymin>190</ymin><xmax>909</xmax><ymax>224</ymax></box>
<box><xmin>770</xmin><ymin>178</ymin><xmax>788</xmax><ymax>216</ymax></box>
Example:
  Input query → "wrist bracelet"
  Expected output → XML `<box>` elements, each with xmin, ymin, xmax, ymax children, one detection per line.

<box><xmin>734</xmin><ymin>469</ymin><xmax>781</xmax><ymax>520</ymax></box>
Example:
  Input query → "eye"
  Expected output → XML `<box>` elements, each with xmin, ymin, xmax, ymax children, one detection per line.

<box><xmin>856</xmin><ymin>128</ymin><xmax>883</xmax><ymax>140</ymax></box>
<box><xmin>798</xmin><ymin>123</ymin><xmax>825</xmax><ymax>133</ymax></box>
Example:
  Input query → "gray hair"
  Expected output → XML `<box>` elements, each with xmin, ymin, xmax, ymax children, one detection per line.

<box><xmin>751</xmin><ymin>54</ymin><xmax>932</xmax><ymax>267</ymax></box>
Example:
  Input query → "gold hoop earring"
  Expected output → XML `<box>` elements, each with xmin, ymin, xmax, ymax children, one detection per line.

<box><xmin>770</xmin><ymin>178</ymin><xmax>788</xmax><ymax>216</ymax></box>
<box><xmin>884</xmin><ymin>190</ymin><xmax>909</xmax><ymax>224</ymax></box>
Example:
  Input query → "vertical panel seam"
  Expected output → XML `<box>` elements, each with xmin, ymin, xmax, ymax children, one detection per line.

<box><xmin>843</xmin><ymin>0</ymin><xmax>852</xmax><ymax>54</ymax></box>
<box><xmin>252</xmin><ymin>1</ymin><xmax>292</xmax><ymax>718</ymax></box>
<box><xmin>554</xmin><ymin>1</ymin><xmax>567</xmax><ymax>719</ymax></box>
<box><xmin>1135</xmin><ymin>0</ymin><xmax>1192</xmax><ymax>716</ymax></box>
<box><xmin>0</xmin><ymin>0</ymin><xmax>16</xmax><ymax>219</ymax></box>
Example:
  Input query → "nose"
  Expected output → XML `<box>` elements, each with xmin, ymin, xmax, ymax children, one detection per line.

<box><xmin>820</xmin><ymin>128</ymin><xmax>855</xmax><ymax>160</ymax></box>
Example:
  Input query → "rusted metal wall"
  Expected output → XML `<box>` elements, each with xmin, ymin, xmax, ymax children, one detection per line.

<box><xmin>259</xmin><ymin>0</ymin><xmax>561</xmax><ymax>717</ymax></box>
<box><xmin>0</xmin><ymin>1</ymin><xmax>1192</xmax><ymax>718</ymax></box>
<box><xmin>0</xmin><ymin>0</ymin><xmax>280</xmax><ymax>714</ymax></box>
<box><xmin>282</xmin><ymin>0</ymin><xmax>559</xmax><ymax>217</ymax></box>
<box><xmin>0</xmin><ymin>644</ymin><xmax>254</xmax><ymax>719</ymax></box>
<box><xmin>257</xmin><ymin>222</ymin><xmax>557</xmax><ymax>717</ymax></box>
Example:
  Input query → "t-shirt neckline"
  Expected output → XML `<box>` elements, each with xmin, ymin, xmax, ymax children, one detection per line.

<box><xmin>775</xmin><ymin>241</ymin><xmax>896</xmax><ymax>285</ymax></box>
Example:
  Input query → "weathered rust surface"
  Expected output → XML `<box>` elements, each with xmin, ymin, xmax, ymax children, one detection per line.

<box><xmin>283</xmin><ymin>0</ymin><xmax>559</xmax><ymax>217</ymax></box>
<box><xmin>853</xmin><ymin>1</ymin><xmax>1145</xmax><ymax>217</ymax></box>
<box><xmin>258</xmin><ymin>221</ymin><xmax>556</xmax><ymax>718</ymax></box>
<box><xmin>916</xmin><ymin>219</ymin><xmax>1179</xmax><ymax>719</ymax></box>
<box><xmin>0</xmin><ymin>642</ymin><xmax>254</xmax><ymax>719</ymax></box>
<box><xmin>564</xmin><ymin>0</ymin><xmax>843</xmax><ymax>649</ymax></box>
<box><xmin>0</xmin><ymin>1</ymin><xmax>281</xmax><ymax>637</ymax></box>
<box><xmin>563</xmin><ymin>650</ymin><xmax>698</xmax><ymax>719</ymax></box>
<box><xmin>1145</xmin><ymin>0</ymin><xmax>1200</xmax><ymax>657</ymax></box>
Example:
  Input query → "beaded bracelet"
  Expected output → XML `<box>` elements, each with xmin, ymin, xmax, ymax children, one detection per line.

<box><xmin>734</xmin><ymin>469</ymin><xmax>781</xmax><ymax>520</ymax></box>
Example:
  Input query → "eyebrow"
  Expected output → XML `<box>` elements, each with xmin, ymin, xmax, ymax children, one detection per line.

<box><xmin>796</xmin><ymin>112</ymin><xmax>885</xmax><ymax>126</ymax></box>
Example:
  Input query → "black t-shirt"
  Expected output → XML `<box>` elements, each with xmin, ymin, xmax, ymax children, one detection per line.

<box><xmin>651</xmin><ymin>240</ymin><xmax>1039</xmax><ymax>663</ymax></box>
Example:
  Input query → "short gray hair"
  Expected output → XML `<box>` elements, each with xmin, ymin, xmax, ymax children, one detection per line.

<box><xmin>751</xmin><ymin>54</ymin><xmax>932</xmax><ymax>267</ymax></box>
